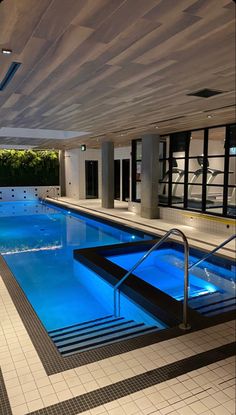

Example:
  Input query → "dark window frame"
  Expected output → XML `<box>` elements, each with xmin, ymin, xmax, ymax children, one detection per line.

<box><xmin>131</xmin><ymin>123</ymin><xmax>235</xmax><ymax>218</ymax></box>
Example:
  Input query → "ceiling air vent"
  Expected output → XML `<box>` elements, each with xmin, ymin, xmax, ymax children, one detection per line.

<box><xmin>187</xmin><ymin>88</ymin><xmax>224</xmax><ymax>98</ymax></box>
<box><xmin>0</xmin><ymin>62</ymin><xmax>21</xmax><ymax>91</ymax></box>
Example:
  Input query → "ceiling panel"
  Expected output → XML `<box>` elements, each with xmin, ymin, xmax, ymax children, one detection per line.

<box><xmin>0</xmin><ymin>0</ymin><xmax>235</xmax><ymax>149</ymax></box>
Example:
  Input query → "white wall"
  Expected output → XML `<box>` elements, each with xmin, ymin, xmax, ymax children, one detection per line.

<box><xmin>65</xmin><ymin>148</ymin><xmax>101</xmax><ymax>199</ymax></box>
<box><xmin>64</xmin><ymin>146</ymin><xmax>131</xmax><ymax>201</ymax></box>
<box><xmin>64</xmin><ymin>149</ymin><xmax>80</xmax><ymax>199</ymax></box>
<box><xmin>0</xmin><ymin>186</ymin><xmax>60</xmax><ymax>201</ymax></box>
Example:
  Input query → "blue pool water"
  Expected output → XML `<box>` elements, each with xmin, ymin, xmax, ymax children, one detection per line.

<box><xmin>107</xmin><ymin>248</ymin><xmax>236</xmax><ymax>303</ymax></box>
<box><xmin>0</xmin><ymin>201</ymin><xmax>153</xmax><ymax>330</ymax></box>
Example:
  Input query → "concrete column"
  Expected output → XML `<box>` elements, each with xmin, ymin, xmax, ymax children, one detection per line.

<box><xmin>141</xmin><ymin>134</ymin><xmax>160</xmax><ymax>219</ymax></box>
<box><xmin>102</xmin><ymin>141</ymin><xmax>114</xmax><ymax>208</ymax></box>
<box><xmin>59</xmin><ymin>149</ymin><xmax>66</xmax><ymax>196</ymax></box>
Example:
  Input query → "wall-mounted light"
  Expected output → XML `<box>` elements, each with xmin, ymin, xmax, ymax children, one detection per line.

<box><xmin>2</xmin><ymin>48</ymin><xmax>12</xmax><ymax>55</ymax></box>
<box><xmin>80</xmin><ymin>144</ymin><xmax>86</xmax><ymax>151</ymax></box>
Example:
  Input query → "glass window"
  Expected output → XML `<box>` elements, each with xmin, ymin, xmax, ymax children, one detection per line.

<box><xmin>171</xmin><ymin>183</ymin><xmax>184</xmax><ymax>207</ymax></box>
<box><xmin>187</xmin><ymin>187</ymin><xmax>203</xmax><ymax>211</ymax></box>
<box><xmin>172</xmin><ymin>158</ymin><xmax>185</xmax><ymax>183</ymax></box>
<box><xmin>229</xmin><ymin>156</ymin><xmax>236</xmax><ymax>186</ymax></box>
<box><xmin>136</xmin><ymin>161</ymin><xmax>141</xmax><ymax>181</ymax></box>
<box><xmin>188</xmin><ymin>157</ymin><xmax>203</xmax><ymax>190</ymax></box>
<box><xmin>205</xmin><ymin>185</ymin><xmax>224</xmax><ymax>215</ymax></box>
<box><xmin>188</xmin><ymin>183</ymin><xmax>202</xmax><ymax>201</ymax></box>
<box><xmin>158</xmin><ymin>183</ymin><xmax>169</xmax><ymax>205</ymax></box>
<box><xmin>171</xmin><ymin>132</ymin><xmax>189</xmax><ymax>154</ymax></box>
<box><xmin>206</xmin><ymin>157</ymin><xmax>225</xmax><ymax>186</ymax></box>
<box><xmin>160</xmin><ymin>136</ymin><xmax>170</xmax><ymax>158</ymax></box>
<box><xmin>136</xmin><ymin>141</ymin><xmax>142</xmax><ymax>160</ymax></box>
<box><xmin>136</xmin><ymin>182</ymin><xmax>141</xmax><ymax>201</ymax></box>
<box><xmin>189</xmin><ymin>130</ymin><xmax>204</xmax><ymax>157</ymax></box>
<box><xmin>227</xmin><ymin>186</ymin><xmax>236</xmax><ymax>217</ymax></box>
<box><xmin>133</xmin><ymin>124</ymin><xmax>234</xmax><ymax>217</ymax></box>
<box><xmin>159</xmin><ymin>160</ymin><xmax>166</xmax><ymax>181</ymax></box>
<box><xmin>208</xmin><ymin>127</ymin><xmax>226</xmax><ymax>156</ymax></box>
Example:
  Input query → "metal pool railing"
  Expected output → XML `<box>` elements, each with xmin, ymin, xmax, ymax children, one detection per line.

<box><xmin>113</xmin><ymin>228</ymin><xmax>191</xmax><ymax>331</ymax></box>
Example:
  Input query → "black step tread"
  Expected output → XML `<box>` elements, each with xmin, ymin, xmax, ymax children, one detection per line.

<box><xmin>48</xmin><ymin>315</ymin><xmax>114</xmax><ymax>335</ymax></box>
<box><xmin>50</xmin><ymin>317</ymin><xmax>125</xmax><ymax>339</ymax></box>
<box><xmin>202</xmin><ymin>303</ymin><xmax>236</xmax><ymax>317</ymax></box>
<box><xmin>52</xmin><ymin>319</ymin><xmax>135</xmax><ymax>342</ymax></box>
<box><xmin>188</xmin><ymin>292</ymin><xmax>228</xmax><ymax>309</ymax></box>
<box><xmin>60</xmin><ymin>325</ymin><xmax>158</xmax><ymax>355</ymax></box>
<box><xmin>55</xmin><ymin>321</ymin><xmax>145</xmax><ymax>348</ymax></box>
<box><xmin>188</xmin><ymin>291</ymin><xmax>221</xmax><ymax>304</ymax></box>
<box><xmin>194</xmin><ymin>296</ymin><xmax>236</xmax><ymax>311</ymax></box>
<box><xmin>201</xmin><ymin>302</ymin><xmax>236</xmax><ymax>316</ymax></box>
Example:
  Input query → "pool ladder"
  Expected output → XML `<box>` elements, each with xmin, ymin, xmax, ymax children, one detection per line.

<box><xmin>189</xmin><ymin>234</ymin><xmax>236</xmax><ymax>271</ymax></box>
<box><xmin>113</xmin><ymin>230</ymin><xmax>236</xmax><ymax>331</ymax></box>
<box><xmin>114</xmin><ymin>228</ymin><xmax>191</xmax><ymax>331</ymax></box>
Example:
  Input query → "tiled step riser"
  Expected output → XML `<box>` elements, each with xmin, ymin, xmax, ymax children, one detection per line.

<box><xmin>201</xmin><ymin>303</ymin><xmax>236</xmax><ymax>316</ymax></box>
<box><xmin>48</xmin><ymin>315</ymin><xmax>159</xmax><ymax>356</ymax></box>
<box><xmin>55</xmin><ymin>321</ymin><xmax>144</xmax><ymax>348</ymax></box>
<box><xmin>48</xmin><ymin>315</ymin><xmax>114</xmax><ymax>336</ymax></box>
<box><xmin>50</xmin><ymin>317</ymin><xmax>125</xmax><ymax>340</ymax></box>
<box><xmin>60</xmin><ymin>327</ymin><xmax>159</xmax><ymax>355</ymax></box>
<box><xmin>196</xmin><ymin>298</ymin><xmax>236</xmax><ymax>313</ymax></box>
<box><xmin>203</xmin><ymin>304</ymin><xmax>236</xmax><ymax>316</ymax></box>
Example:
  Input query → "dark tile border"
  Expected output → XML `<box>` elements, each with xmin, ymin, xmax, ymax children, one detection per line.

<box><xmin>0</xmin><ymin>254</ymin><xmax>183</xmax><ymax>376</ymax></box>
<box><xmin>0</xmin><ymin>201</ymin><xmax>235</xmax><ymax>376</ymax></box>
<box><xmin>28</xmin><ymin>342</ymin><xmax>235</xmax><ymax>415</ymax></box>
<box><xmin>0</xmin><ymin>369</ymin><xmax>12</xmax><ymax>415</ymax></box>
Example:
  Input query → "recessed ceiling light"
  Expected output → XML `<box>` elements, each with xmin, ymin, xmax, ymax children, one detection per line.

<box><xmin>155</xmin><ymin>126</ymin><xmax>159</xmax><ymax>129</ymax></box>
<box><xmin>207</xmin><ymin>115</ymin><xmax>213</xmax><ymax>118</ymax></box>
<box><xmin>2</xmin><ymin>48</ymin><xmax>12</xmax><ymax>55</ymax></box>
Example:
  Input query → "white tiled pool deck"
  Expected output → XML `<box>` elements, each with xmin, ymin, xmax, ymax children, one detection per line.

<box><xmin>0</xmin><ymin>197</ymin><xmax>235</xmax><ymax>415</ymax></box>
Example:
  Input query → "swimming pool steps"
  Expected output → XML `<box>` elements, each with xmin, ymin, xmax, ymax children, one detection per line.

<box><xmin>188</xmin><ymin>292</ymin><xmax>236</xmax><ymax>316</ymax></box>
<box><xmin>48</xmin><ymin>315</ymin><xmax>160</xmax><ymax>356</ymax></box>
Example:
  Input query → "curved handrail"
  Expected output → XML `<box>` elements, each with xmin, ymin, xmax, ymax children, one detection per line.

<box><xmin>189</xmin><ymin>234</ymin><xmax>236</xmax><ymax>271</ymax></box>
<box><xmin>114</xmin><ymin>228</ymin><xmax>191</xmax><ymax>330</ymax></box>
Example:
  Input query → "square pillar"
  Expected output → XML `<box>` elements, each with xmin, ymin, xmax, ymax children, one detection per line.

<box><xmin>59</xmin><ymin>150</ymin><xmax>66</xmax><ymax>196</ymax></box>
<box><xmin>102</xmin><ymin>141</ymin><xmax>114</xmax><ymax>208</ymax></box>
<box><xmin>141</xmin><ymin>134</ymin><xmax>160</xmax><ymax>219</ymax></box>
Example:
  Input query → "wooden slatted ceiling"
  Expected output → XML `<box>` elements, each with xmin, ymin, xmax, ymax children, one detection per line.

<box><xmin>0</xmin><ymin>0</ymin><xmax>235</xmax><ymax>149</ymax></box>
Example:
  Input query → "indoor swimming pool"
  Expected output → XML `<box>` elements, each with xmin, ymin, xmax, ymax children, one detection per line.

<box><xmin>0</xmin><ymin>201</ymin><xmax>158</xmax><ymax>332</ymax></box>
<box><xmin>0</xmin><ymin>200</ymin><xmax>235</xmax><ymax>355</ymax></box>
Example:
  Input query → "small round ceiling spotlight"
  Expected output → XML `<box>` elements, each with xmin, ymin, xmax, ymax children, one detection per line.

<box><xmin>207</xmin><ymin>115</ymin><xmax>213</xmax><ymax>118</ymax></box>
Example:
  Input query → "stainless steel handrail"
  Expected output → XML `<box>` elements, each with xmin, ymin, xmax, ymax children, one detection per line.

<box><xmin>113</xmin><ymin>228</ymin><xmax>191</xmax><ymax>330</ymax></box>
<box><xmin>189</xmin><ymin>234</ymin><xmax>236</xmax><ymax>271</ymax></box>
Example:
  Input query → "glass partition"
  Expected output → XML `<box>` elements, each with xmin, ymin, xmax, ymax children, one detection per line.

<box><xmin>208</xmin><ymin>127</ymin><xmax>226</xmax><ymax>156</ymax></box>
<box><xmin>132</xmin><ymin>123</ymin><xmax>235</xmax><ymax>217</ymax></box>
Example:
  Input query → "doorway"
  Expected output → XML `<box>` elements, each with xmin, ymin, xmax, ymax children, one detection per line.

<box><xmin>122</xmin><ymin>159</ymin><xmax>130</xmax><ymax>201</ymax></box>
<box><xmin>114</xmin><ymin>160</ymin><xmax>121</xmax><ymax>200</ymax></box>
<box><xmin>85</xmin><ymin>160</ymin><xmax>98</xmax><ymax>198</ymax></box>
